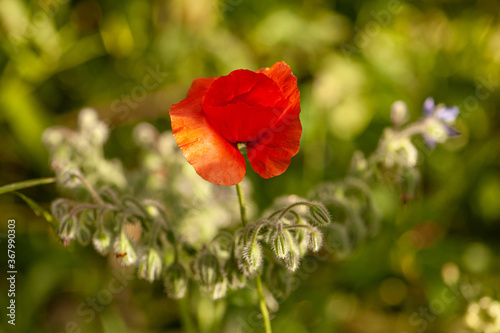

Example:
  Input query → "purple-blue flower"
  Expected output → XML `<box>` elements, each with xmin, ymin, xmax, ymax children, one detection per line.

<box><xmin>422</xmin><ymin>97</ymin><xmax>460</xmax><ymax>148</ymax></box>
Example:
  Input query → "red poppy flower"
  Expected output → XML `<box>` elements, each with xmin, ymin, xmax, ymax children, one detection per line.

<box><xmin>169</xmin><ymin>61</ymin><xmax>301</xmax><ymax>186</ymax></box>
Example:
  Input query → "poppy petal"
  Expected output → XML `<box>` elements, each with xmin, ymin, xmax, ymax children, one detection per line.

<box><xmin>202</xmin><ymin>70</ymin><xmax>286</xmax><ymax>143</ymax></box>
<box><xmin>247</xmin><ymin>62</ymin><xmax>302</xmax><ymax>179</ymax></box>
<box><xmin>257</xmin><ymin>61</ymin><xmax>300</xmax><ymax>118</ymax></box>
<box><xmin>169</xmin><ymin>78</ymin><xmax>246</xmax><ymax>186</ymax></box>
<box><xmin>247</xmin><ymin>111</ymin><xmax>302</xmax><ymax>179</ymax></box>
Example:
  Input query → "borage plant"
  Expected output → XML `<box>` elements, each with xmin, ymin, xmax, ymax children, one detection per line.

<box><xmin>2</xmin><ymin>61</ymin><xmax>460</xmax><ymax>332</ymax></box>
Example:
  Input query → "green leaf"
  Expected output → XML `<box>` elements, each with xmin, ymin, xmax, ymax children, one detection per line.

<box><xmin>13</xmin><ymin>192</ymin><xmax>56</xmax><ymax>229</ymax></box>
<box><xmin>0</xmin><ymin>177</ymin><xmax>55</xmax><ymax>196</ymax></box>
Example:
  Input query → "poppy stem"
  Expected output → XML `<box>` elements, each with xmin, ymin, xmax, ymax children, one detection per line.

<box><xmin>235</xmin><ymin>182</ymin><xmax>272</xmax><ymax>332</ymax></box>
<box><xmin>235</xmin><ymin>182</ymin><xmax>247</xmax><ymax>227</ymax></box>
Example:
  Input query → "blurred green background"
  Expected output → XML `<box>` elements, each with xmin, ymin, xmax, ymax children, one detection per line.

<box><xmin>1</xmin><ymin>0</ymin><xmax>499</xmax><ymax>332</ymax></box>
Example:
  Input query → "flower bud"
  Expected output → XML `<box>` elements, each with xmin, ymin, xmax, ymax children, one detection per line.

<box><xmin>51</xmin><ymin>199</ymin><xmax>70</xmax><ymax>221</ymax></box>
<box><xmin>165</xmin><ymin>263</ymin><xmax>188</xmax><ymax>299</ymax></box>
<box><xmin>78</xmin><ymin>108</ymin><xmax>109</xmax><ymax>146</ymax></box>
<box><xmin>139</xmin><ymin>248</ymin><xmax>163</xmax><ymax>282</ymax></box>
<box><xmin>285</xmin><ymin>245</ymin><xmax>301</xmax><ymax>272</ymax></box>
<box><xmin>196</xmin><ymin>252</ymin><xmax>221</xmax><ymax>290</ymax></box>
<box><xmin>243</xmin><ymin>240</ymin><xmax>263</xmax><ymax>274</ymax></box>
<box><xmin>76</xmin><ymin>223</ymin><xmax>91</xmax><ymax>246</ymax></box>
<box><xmin>115</xmin><ymin>230</ymin><xmax>137</xmax><ymax>265</ymax></box>
<box><xmin>212</xmin><ymin>276</ymin><xmax>228</xmax><ymax>300</ymax></box>
<box><xmin>309</xmin><ymin>203</ymin><xmax>331</xmax><ymax>226</ymax></box>
<box><xmin>296</xmin><ymin>223</ymin><xmax>309</xmax><ymax>256</ymax></box>
<box><xmin>92</xmin><ymin>227</ymin><xmax>112</xmax><ymax>255</ymax></box>
<box><xmin>270</xmin><ymin>224</ymin><xmax>293</xmax><ymax>259</ymax></box>
<box><xmin>224</xmin><ymin>257</ymin><xmax>246</xmax><ymax>289</ymax></box>
<box><xmin>59</xmin><ymin>217</ymin><xmax>76</xmax><ymax>247</ymax></box>
<box><xmin>308</xmin><ymin>227</ymin><xmax>323</xmax><ymax>252</ymax></box>
<box><xmin>391</xmin><ymin>101</ymin><xmax>409</xmax><ymax>127</ymax></box>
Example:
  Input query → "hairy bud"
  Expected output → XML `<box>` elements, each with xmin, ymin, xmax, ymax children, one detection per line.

<box><xmin>139</xmin><ymin>248</ymin><xmax>163</xmax><ymax>282</ymax></box>
<box><xmin>165</xmin><ymin>263</ymin><xmax>188</xmax><ymax>299</ymax></box>
<box><xmin>243</xmin><ymin>240</ymin><xmax>263</xmax><ymax>274</ymax></box>
<box><xmin>212</xmin><ymin>276</ymin><xmax>228</xmax><ymax>300</ymax></box>
<box><xmin>59</xmin><ymin>216</ymin><xmax>76</xmax><ymax>247</ymax></box>
<box><xmin>92</xmin><ymin>226</ymin><xmax>112</xmax><ymax>255</ymax></box>
<box><xmin>270</xmin><ymin>223</ymin><xmax>293</xmax><ymax>259</ymax></box>
<box><xmin>76</xmin><ymin>223</ymin><xmax>91</xmax><ymax>246</ymax></box>
<box><xmin>309</xmin><ymin>202</ymin><xmax>331</xmax><ymax>226</ymax></box>
<box><xmin>285</xmin><ymin>238</ymin><xmax>301</xmax><ymax>272</ymax></box>
<box><xmin>196</xmin><ymin>252</ymin><xmax>221</xmax><ymax>290</ymax></box>
<box><xmin>115</xmin><ymin>229</ymin><xmax>137</xmax><ymax>265</ymax></box>
<box><xmin>225</xmin><ymin>257</ymin><xmax>246</xmax><ymax>289</ymax></box>
<box><xmin>391</xmin><ymin>100</ymin><xmax>409</xmax><ymax>127</ymax></box>
<box><xmin>308</xmin><ymin>227</ymin><xmax>323</xmax><ymax>252</ymax></box>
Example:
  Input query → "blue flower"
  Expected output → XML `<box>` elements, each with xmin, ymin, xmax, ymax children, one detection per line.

<box><xmin>422</xmin><ymin>97</ymin><xmax>460</xmax><ymax>148</ymax></box>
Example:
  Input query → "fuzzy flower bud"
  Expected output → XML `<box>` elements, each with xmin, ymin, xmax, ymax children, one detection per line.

<box><xmin>285</xmin><ymin>240</ymin><xmax>301</xmax><ymax>272</ymax></box>
<box><xmin>196</xmin><ymin>252</ymin><xmax>221</xmax><ymax>290</ymax></box>
<box><xmin>115</xmin><ymin>229</ymin><xmax>137</xmax><ymax>265</ymax></box>
<box><xmin>59</xmin><ymin>217</ymin><xmax>76</xmax><ymax>247</ymax></box>
<box><xmin>212</xmin><ymin>276</ymin><xmax>228</xmax><ymax>300</ymax></box>
<box><xmin>165</xmin><ymin>263</ymin><xmax>188</xmax><ymax>299</ymax></box>
<box><xmin>309</xmin><ymin>203</ymin><xmax>331</xmax><ymax>226</ymax></box>
<box><xmin>391</xmin><ymin>101</ymin><xmax>409</xmax><ymax>127</ymax></box>
<box><xmin>270</xmin><ymin>223</ymin><xmax>293</xmax><ymax>259</ymax></box>
<box><xmin>92</xmin><ymin>227</ymin><xmax>112</xmax><ymax>255</ymax></box>
<box><xmin>308</xmin><ymin>227</ymin><xmax>323</xmax><ymax>252</ymax></box>
<box><xmin>225</xmin><ymin>257</ymin><xmax>246</xmax><ymax>289</ymax></box>
<box><xmin>75</xmin><ymin>222</ymin><xmax>91</xmax><ymax>246</ymax></box>
<box><xmin>139</xmin><ymin>248</ymin><xmax>163</xmax><ymax>282</ymax></box>
<box><xmin>78</xmin><ymin>108</ymin><xmax>109</xmax><ymax>146</ymax></box>
<box><xmin>243</xmin><ymin>240</ymin><xmax>263</xmax><ymax>274</ymax></box>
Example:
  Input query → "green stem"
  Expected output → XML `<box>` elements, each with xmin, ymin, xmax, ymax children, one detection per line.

<box><xmin>178</xmin><ymin>296</ymin><xmax>197</xmax><ymax>333</ymax></box>
<box><xmin>235</xmin><ymin>182</ymin><xmax>272</xmax><ymax>333</ymax></box>
<box><xmin>284</xmin><ymin>224</ymin><xmax>317</xmax><ymax>233</ymax></box>
<box><xmin>235</xmin><ymin>182</ymin><xmax>247</xmax><ymax>227</ymax></box>
<box><xmin>256</xmin><ymin>275</ymin><xmax>272</xmax><ymax>333</ymax></box>
<box><xmin>274</xmin><ymin>201</ymin><xmax>315</xmax><ymax>220</ymax></box>
<box><xmin>0</xmin><ymin>177</ymin><xmax>55</xmax><ymax>196</ymax></box>
<box><xmin>69</xmin><ymin>171</ymin><xmax>104</xmax><ymax>205</ymax></box>
<box><xmin>391</xmin><ymin>120</ymin><xmax>427</xmax><ymax>141</ymax></box>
